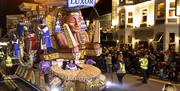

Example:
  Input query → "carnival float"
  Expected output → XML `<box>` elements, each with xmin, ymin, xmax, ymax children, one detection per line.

<box><xmin>9</xmin><ymin>0</ymin><xmax>106</xmax><ymax>91</ymax></box>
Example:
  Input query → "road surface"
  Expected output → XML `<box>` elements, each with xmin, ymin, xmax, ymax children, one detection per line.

<box><xmin>103</xmin><ymin>73</ymin><xmax>180</xmax><ymax>91</ymax></box>
<box><xmin>0</xmin><ymin>78</ymin><xmax>39</xmax><ymax>91</ymax></box>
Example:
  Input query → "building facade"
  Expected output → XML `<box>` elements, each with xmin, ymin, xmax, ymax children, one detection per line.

<box><xmin>112</xmin><ymin>0</ymin><xmax>180</xmax><ymax>52</ymax></box>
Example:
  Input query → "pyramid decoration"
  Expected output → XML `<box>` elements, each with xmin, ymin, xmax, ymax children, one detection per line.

<box><xmin>54</xmin><ymin>19</ymin><xmax>62</xmax><ymax>33</ymax></box>
<box><xmin>80</xmin><ymin>12</ymin><xmax>87</xmax><ymax>31</ymax></box>
<box><xmin>81</xmin><ymin>16</ymin><xmax>87</xmax><ymax>31</ymax></box>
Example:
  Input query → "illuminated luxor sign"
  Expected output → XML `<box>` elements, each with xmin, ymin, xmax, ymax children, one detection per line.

<box><xmin>68</xmin><ymin>0</ymin><xmax>96</xmax><ymax>8</ymax></box>
<box><xmin>176</xmin><ymin>0</ymin><xmax>180</xmax><ymax>16</ymax></box>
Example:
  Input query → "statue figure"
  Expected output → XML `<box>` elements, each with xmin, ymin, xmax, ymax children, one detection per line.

<box><xmin>55</xmin><ymin>9</ymin><xmax>89</xmax><ymax>53</ymax></box>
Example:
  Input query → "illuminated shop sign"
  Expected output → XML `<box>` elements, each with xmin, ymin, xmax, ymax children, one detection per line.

<box><xmin>68</xmin><ymin>0</ymin><xmax>96</xmax><ymax>8</ymax></box>
<box><xmin>176</xmin><ymin>0</ymin><xmax>180</xmax><ymax>16</ymax></box>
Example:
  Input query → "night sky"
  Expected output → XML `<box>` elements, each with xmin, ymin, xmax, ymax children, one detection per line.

<box><xmin>0</xmin><ymin>0</ymin><xmax>111</xmax><ymax>30</ymax></box>
<box><xmin>0</xmin><ymin>0</ymin><xmax>35</xmax><ymax>30</ymax></box>
<box><xmin>95</xmin><ymin>0</ymin><xmax>112</xmax><ymax>15</ymax></box>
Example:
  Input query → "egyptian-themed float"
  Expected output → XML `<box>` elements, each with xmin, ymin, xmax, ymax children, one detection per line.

<box><xmin>8</xmin><ymin>0</ymin><xmax>106</xmax><ymax>91</ymax></box>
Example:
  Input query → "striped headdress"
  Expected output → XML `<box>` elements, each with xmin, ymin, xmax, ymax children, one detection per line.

<box><xmin>54</xmin><ymin>19</ymin><xmax>62</xmax><ymax>33</ymax></box>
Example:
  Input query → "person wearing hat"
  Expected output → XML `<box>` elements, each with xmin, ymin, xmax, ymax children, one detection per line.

<box><xmin>139</xmin><ymin>54</ymin><xmax>149</xmax><ymax>83</ymax></box>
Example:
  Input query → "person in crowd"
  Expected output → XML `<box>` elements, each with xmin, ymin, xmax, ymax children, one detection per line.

<box><xmin>159</xmin><ymin>67</ymin><xmax>167</xmax><ymax>80</ymax></box>
<box><xmin>160</xmin><ymin>51</ymin><xmax>165</xmax><ymax>61</ymax></box>
<box><xmin>105</xmin><ymin>53</ymin><xmax>112</xmax><ymax>73</ymax></box>
<box><xmin>164</xmin><ymin>51</ymin><xmax>170</xmax><ymax>62</ymax></box>
<box><xmin>174</xmin><ymin>52</ymin><xmax>180</xmax><ymax>82</ymax></box>
<box><xmin>5</xmin><ymin>55</ymin><xmax>13</xmax><ymax>75</ymax></box>
<box><xmin>98</xmin><ymin>53</ymin><xmax>106</xmax><ymax>73</ymax></box>
<box><xmin>147</xmin><ymin>52</ymin><xmax>155</xmax><ymax>77</ymax></box>
<box><xmin>168</xmin><ymin>51</ymin><xmax>175</xmax><ymax>64</ymax></box>
<box><xmin>168</xmin><ymin>67</ymin><xmax>176</xmax><ymax>81</ymax></box>
<box><xmin>116</xmin><ymin>52</ymin><xmax>126</xmax><ymax>84</ymax></box>
<box><xmin>122</xmin><ymin>48</ymin><xmax>131</xmax><ymax>73</ymax></box>
<box><xmin>133</xmin><ymin>51</ymin><xmax>141</xmax><ymax>74</ymax></box>
<box><xmin>139</xmin><ymin>54</ymin><xmax>149</xmax><ymax>83</ymax></box>
<box><xmin>111</xmin><ymin>48</ymin><xmax>117</xmax><ymax>72</ymax></box>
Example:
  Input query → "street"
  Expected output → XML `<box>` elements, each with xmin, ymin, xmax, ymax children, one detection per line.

<box><xmin>103</xmin><ymin>74</ymin><xmax>180</xmax><ymax>91</ymax></box>
<box><xmin>0</xmin><ymin>66</ymin><xmax>40</xmax><ymax>91</ymax></box>
<box><xmin>0</xmin><ymin>77</ymin><xmax>40</xmax><ymax>91</ymax></box>
<box><xmin>0</xmin><ymin>73</ymin><xmax>180</xmax><ymax>91</ymax></box>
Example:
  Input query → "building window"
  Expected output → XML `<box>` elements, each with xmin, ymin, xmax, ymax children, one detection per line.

<box><xmin>128</xmin><ymin>12</ymin><xmax>133</xmax><ymax>24</ymax></box>
<box><xmin>157</xmin><ymin>3</ymin><xmax>165</xmax><ymax>18</ymax></box>
<box><xmin>170</xmin><ymin>2</ymin><xmax>175</xmax><ymax>8</ymax></box>
<box><xmin>128</xmin><ymin>36</ymin><xmax>132</xmax><ymax>43</ymax></box>
<box><xmin>169</xmin><ymin>33</ymin><xmax>175</xmax><ymax>51</ymax></box>
<box><xmin>120</xmin><ymin>13</ymin><xmax>125</xmax><ymax>25</ymax></box>
<box><xmin>141</xmin><ymin>9</ymin><xmax>147</xmax><ymax>23</ymax></box>
<box><xmin>169</xmin><ymin>33</ymin><xmax>175</xmax><ymax>43</ymax></box>
<box><xmin>169</xmin><ymin>2</ymin><xmax>175</xmax><ymax>17</ymax></box>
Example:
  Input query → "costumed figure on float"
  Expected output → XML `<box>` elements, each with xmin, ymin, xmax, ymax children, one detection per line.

<box><xmin>38</xmin><ymin>19</ymin><xmax>53</xmax><ymax>53</ymax></box>
<box><xmin>12</xmin><ymin>35</ymin><xmax>19</xmax><ymax>58</ymax></box>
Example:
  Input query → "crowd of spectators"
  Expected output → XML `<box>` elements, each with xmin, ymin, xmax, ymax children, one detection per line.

<box><xmin>95</xmin><ymin>45</ymin><xmax>180</xmax><ymax>83</ymax></box>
